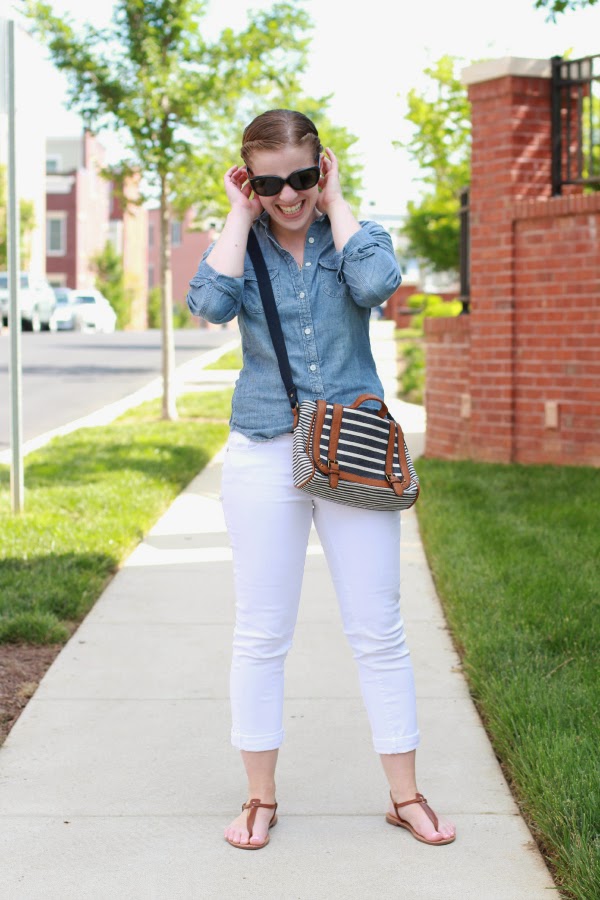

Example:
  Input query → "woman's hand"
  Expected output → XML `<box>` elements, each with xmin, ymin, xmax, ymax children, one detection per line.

<box><xmin>224</xmin><ymin>165</ymin><xmax>263</xmax><ymax>222</ymax></box>
<box><xmin>316</xmin><ymin>147</ymin><xmax>361</xmax><ymax>249</ymax></box>
<box><xmin>316</xmin><ymin>148</ymin><xmax>346</xmax><ymax>216</ymax></box>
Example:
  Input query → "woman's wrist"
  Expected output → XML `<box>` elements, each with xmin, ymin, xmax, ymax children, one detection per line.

<box><xmin>325</xmin><ymin>198</ymin><xmax>361</xmax><ymax>250</ymax></box>
<box><xmin>226</xmin><ymin>207</ymin><xmax>255</xmax><ymax>230</ymax></box>
<box><xmin>322</xmin><ymin>196</ymin><xmax>350</xmax><ymax>217</ymax></box>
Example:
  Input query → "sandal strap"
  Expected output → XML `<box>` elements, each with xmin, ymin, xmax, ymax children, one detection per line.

<box><xmin>241</xmin><ymin>798</ymin><xmax>278</xmax><ymax>839</ymax></box>
<box><xmin>390</xmin><ymin>791</ymin><xmax>439</xmax><ymax>831</ymax></box>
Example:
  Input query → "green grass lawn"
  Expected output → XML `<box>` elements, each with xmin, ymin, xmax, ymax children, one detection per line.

<box><xmin>205</xmin><ymin>346</ymin><xmax>242</xmax><ymax>370</ymax></box>
<box><xmin>415</xmin><ymin>458</ymin><xmax>600</xmax><ymax>900</ymax></box>
<box><xmin>0</xmin><ymin>389</ymin><xmax>233</xmax><ymax>645</ymax></box>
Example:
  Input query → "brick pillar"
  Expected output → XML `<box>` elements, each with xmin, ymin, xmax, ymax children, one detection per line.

<box><xmin>464</xmin><ymin>58</ymin><xmax>553</xmax><ymax>462</ymax></box>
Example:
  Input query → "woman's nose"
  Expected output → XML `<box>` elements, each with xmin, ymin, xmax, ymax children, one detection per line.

<box><xmin>278</xmin><ymin>183</ymin><xmax>298</xmax><ymax>203</ymax></box>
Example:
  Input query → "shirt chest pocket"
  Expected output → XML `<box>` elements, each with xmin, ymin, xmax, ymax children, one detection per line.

<box><xmin>317</xmin><ymin>255</ymin><xmax>349</xmax><ymax>298</ymax></box>
<box><xmin>242</xmin><ymin>266</ymin><xmax>283</xmax><ymax>316</ymax></box>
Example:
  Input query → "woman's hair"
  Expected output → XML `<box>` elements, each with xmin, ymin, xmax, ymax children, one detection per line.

<box><xmin>241</xmin><ymin>109</ymin><xmax>323</xmax><ymax>169</ymax></box>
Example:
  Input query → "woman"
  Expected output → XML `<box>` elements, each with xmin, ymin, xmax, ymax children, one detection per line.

<box><xmin>187</xmin><ymin>109</ymin><xmax>456</xmax><ymax>850</ymax></box>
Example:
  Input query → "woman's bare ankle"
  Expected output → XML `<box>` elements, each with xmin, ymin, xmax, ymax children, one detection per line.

<box><xmin>247</xmin><ymin>781</ymin><xmax>276</xmax><ymax>802</ymax></box>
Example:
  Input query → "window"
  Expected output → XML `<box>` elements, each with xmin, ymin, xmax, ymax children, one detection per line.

<box><xmin>46</xmin><ymin>155</ymin><xmax>61</xmax><ymax>173</ymax></box>
<box><xmin>46</xmin><ymin>215</ymin><xmax>67</xmax><ymax>256</ymax></box>
<box><xmin>148</xmin><ymin>264</ymin><xmax>155</xmax><ymax>287</ymax></box>
<box><xmin>171</xmin><ymin>220</ymin><xmax>182</xmax><ymax>247</ymax></box>
<box><xmin>149</xmin><ymin>222</ymin><xmax>155</xmax><ymax>248</ymax></box>
<box><xmin>0</xmin><ymin>274</ymin><xmax>28</xmax><ymax>289</ymax></box>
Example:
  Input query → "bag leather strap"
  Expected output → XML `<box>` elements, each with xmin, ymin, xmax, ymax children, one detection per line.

<box><xmin>349</xmin><ymin>394</ymin><xmax>389</xmax><ymax>418</ymax></box>
<box><xmin>327</xmin><ymin>403</ymin><xmax>343</xmax><ymax>488</ymax></box>
<box><xmin>246</xmin><ymin>229</ymin><xmax>298</xmax><ymax>417</ymax></box>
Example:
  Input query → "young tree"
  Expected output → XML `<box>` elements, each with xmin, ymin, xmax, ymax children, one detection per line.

<box><xmin>535</xmin><ymin>0</ymin><xmax>598</xmax><ymax>20</ymax></box>
<box><xmin>395</xmin><ymin>55</ymin><xmax>471</xmax><ymax>275</ymax></box>
<box><xmin>0</xmin><ymin>164</ymin><xmax>36</xmax><ymax>270</ymax></box>
<box><xmin>23</xmin><ymin>0</ymin><xmax>315</xmax><ymax>420</ymax></box>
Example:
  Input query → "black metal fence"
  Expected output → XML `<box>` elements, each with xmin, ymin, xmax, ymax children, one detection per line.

<box><xmin>551</xmin><ymin>54</ymin><xmax>600</xmax><ymax>195</ymax></box>
<box><xmin>458</xmin><ymin>187</ymin><xmax>470</xmax><ymax>313</ymax></box>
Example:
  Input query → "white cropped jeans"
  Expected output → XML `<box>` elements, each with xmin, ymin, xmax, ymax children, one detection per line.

<box><xmin>221</xmin><ymin>429</ymin><xmax>419</xmax><ymax>755</ymax></box>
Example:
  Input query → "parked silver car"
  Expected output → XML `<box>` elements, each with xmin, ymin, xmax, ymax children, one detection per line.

<box><xmin>0</xmin><ymin>272</ymin><xmax>57</xmax><ymax>331</ymax></box>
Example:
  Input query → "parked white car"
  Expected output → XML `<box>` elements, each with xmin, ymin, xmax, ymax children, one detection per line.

<box><xmin>0</xmin><ymin>272</ymin><xmax>57</xmax><ymax>331</ymax></box>
<box><xmin>49</xmin><ymin>287</ymin><xmax>78</xmax><ymax>330</ymax></box>
<box><xmin>69</xmin><ymin>290</ymin><xmax>117</xmax><ymax>333</ymax></box>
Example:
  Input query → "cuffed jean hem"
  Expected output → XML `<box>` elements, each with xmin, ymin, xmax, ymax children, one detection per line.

<box><xmin>231</xmin><ymin>728</ymin><xmax>284</xmax><ymax>751</ymax></box>
<box><xmin>373</xmin><ymin>730</ymin><xmax>420</xmax><ymax>755</ymax></box>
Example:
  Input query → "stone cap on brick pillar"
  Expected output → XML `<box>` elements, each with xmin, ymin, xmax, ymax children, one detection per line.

<box><xmin>461</xmin><ymin>57</ymin><xmax>551</xmax><ymax>85</ymax></box>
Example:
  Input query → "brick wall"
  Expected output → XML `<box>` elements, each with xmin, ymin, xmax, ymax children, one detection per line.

<box><xmin>424</xmin><ymin>317</ymin><xmax>472</xmax><ymax>459</ymax></box>
<box><xmin>424</xmin><ymin>58</ymin><xmax>600</xmax><ymax>468</ymax></box>
<box><xmin>513</xmin><ymin>194</ymin><xmax>600</xmax><ymax>465</ymax></box>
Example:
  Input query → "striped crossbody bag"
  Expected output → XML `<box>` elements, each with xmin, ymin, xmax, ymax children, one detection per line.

<box><xmin>246</xmin><ymin>230</ymin><xmax>420</xmax><ymax>512</ymax></box>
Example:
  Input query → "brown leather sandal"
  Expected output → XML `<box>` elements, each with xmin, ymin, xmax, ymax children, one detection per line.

<box><xmin>386</xmin><ymin>791</ymin><xmax>455</xmax><ymax>845</ymax></box>
<box><xmin>225</xmin><ymin>798</ymin><xmax>278</xmax><ymax>850</ymax></box>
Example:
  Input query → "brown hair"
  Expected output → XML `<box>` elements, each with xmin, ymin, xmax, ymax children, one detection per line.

<box><xmin>241</xmin><ymin>109</ymin><xmax>323</xmax><ymax>170</ymax></box>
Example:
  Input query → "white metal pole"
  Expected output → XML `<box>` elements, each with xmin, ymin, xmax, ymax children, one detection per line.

<box><xmin>6</xmin><ymin>18</ymin><xmax>24</xmax><ymax>513</ymax></box>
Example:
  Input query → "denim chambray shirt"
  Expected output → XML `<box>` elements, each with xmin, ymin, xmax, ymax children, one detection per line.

<box><xmin>186</xmin><ymin>211</ymin><xmax>402</xmax><ymax>441</ymax></box>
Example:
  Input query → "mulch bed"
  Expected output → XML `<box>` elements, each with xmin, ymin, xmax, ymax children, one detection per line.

<box><xmin>0</xmin><ymin>644</ymin><xmax>63</xmax><ymax>745</ymax></box>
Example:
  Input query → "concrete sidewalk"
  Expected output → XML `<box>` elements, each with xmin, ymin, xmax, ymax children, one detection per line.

<box><xmin>0</xmin><ymin>323</ymin><xmax>556</xmax><ymax>899</ymax></box>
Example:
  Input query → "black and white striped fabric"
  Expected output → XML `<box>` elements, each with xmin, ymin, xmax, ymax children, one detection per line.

<box><xmin>293</xmin><ymin>400</ymin><xmax>420</xmax><ymax>511</ymax></box>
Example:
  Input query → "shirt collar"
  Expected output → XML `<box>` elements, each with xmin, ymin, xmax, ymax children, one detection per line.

<box><xmin>256</xmin><ymin>210</ymin><xmax>329</xmax><ymax>234</ymax></box>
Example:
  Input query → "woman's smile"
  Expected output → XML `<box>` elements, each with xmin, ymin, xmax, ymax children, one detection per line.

<box><xmin>276</xmin><ymin>199</ymin><xmax>305</xmax><ymax>218</ymax></box>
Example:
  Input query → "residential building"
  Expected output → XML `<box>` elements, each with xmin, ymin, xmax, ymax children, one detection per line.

<box><xmin>109</xmin><ymin>177</ymin><xmax>148</xmax><ymax>330</ymax></box>
<box><xmin>46</xmin><ymin>132</ymin><xmax>148</xmax><ymax>327</ymax></box>
<box><xmin>147</xmin><ymin>207</ymin><xmax>214</xmax><ymax>309</ymax></box>
<box><xmin>46</xmin><ymin>132</ymin><xmax>110</xmax><ymax>289</ymax></box>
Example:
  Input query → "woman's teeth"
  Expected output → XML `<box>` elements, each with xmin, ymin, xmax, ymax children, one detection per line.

<box><xmin>278</xmin><ymin>201</ymin><xmax>303</xmax><ymax>215</ymax></box>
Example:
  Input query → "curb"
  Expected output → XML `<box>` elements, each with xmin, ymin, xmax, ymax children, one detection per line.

<box><xmin>0</xmin><ymin>338</ymin><xmax>241</xmax><ymax>466</ymax></box>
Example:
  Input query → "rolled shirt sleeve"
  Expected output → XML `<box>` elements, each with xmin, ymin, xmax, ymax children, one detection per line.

<box><xmin>186</xmin><ymin>248</ymin><xmax>244</xmax><ymax>324</ymax></box>
<box><xmin>338</xmin><ymin>220</ymin><xmax>402</xmax><ymax>308</ymax></box>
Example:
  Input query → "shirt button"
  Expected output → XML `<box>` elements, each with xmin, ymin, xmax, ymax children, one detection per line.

<box><xmin>309</xmin><ymin>364</ymin><xmax>317</xmax><ymax>372</ymax></box>
<box><xmin>304</xmin><ymin>327</ymin><xmax>311</xmax><ymax>335</ymax></box>
<box><xmin>308</xmin><ymin>237</ymin><xmax>315</xmax><ymax>244</ymax></box>
<box><xmin>304</xmin><ymin>261</ymin><xmax>312</xmax><ymax>267</ymax></box>
<box><xmin>299</xmin><ymin>292</ymin><xmax>305</xmax><ymax>299</ymax></box>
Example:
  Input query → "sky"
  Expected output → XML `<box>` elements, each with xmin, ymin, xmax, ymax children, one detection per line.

<box><xmin>3</xmin><ymin>0</ymin><xmax>600</xmax><ymax>215</ymax></box>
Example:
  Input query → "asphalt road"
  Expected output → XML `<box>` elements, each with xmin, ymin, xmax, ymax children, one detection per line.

<box><xmin>0</xmin><ymin>327</ymin><xmax>236</xmax><ymax>452</ymax></box>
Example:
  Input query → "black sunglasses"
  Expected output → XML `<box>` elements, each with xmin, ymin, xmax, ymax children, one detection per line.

<box><xmin>248</xmin><ymin>165</ymin><xmax>321</xmax><ymax>197</ymax></box>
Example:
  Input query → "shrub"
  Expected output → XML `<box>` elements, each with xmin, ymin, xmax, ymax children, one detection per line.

<box><xmin>406</xmin><ymin>292</ymin><xmax>462</xmax><ymax>333</ymax></box>
<box><xmin>146</xmin><ymin>289</ymin><xmax>197</xmax><ymax>329</ymax></box>
<box><xmin>400</xmin><ymin>341</ymin><xmax>425</xmax><ymax>404</ymax></box>
<box><xmin>91</xmin><ymin>240</ymin><xmax>133</xmax><ymax>329</ymax></box>
<box><xmin>147</xmin><ymin>286</ymin><xmax>161</xmax><ymax>328</ymax></box>
<box><xmin>173</xmin><ymin>301</ymin><xmax>196</xmax><ymax>329</ymax></box>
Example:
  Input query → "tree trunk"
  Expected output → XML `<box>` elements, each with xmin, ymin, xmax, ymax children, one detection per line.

<box><xmin>159</xmin><ymin>176</ymin><xmax>177</xmax><ymax>421</ymax></box>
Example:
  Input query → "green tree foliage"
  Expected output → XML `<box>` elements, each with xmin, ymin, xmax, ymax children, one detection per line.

<box><xmin>90</xmin><ymin>240</ymin><xmax>132</xmax><ymax>329</ymax></box>
<box><xmin>24</xmin><ymin>1</ymin><xmax>358</xmax><ymax>418</ymax></box>
<box><xmin>0</xmin><ymin>164</ymin><xmax>36</xmax><ymax>270</ymax></box>
<box><xmin>395</xmin><ymin>56</ymin><xmax>471</xmax><ymax>274</ymax></box>
<box><xmin>535</xmin><ymin>0</ymin><xmax>598</xmax><ymax>20</ymax></box>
